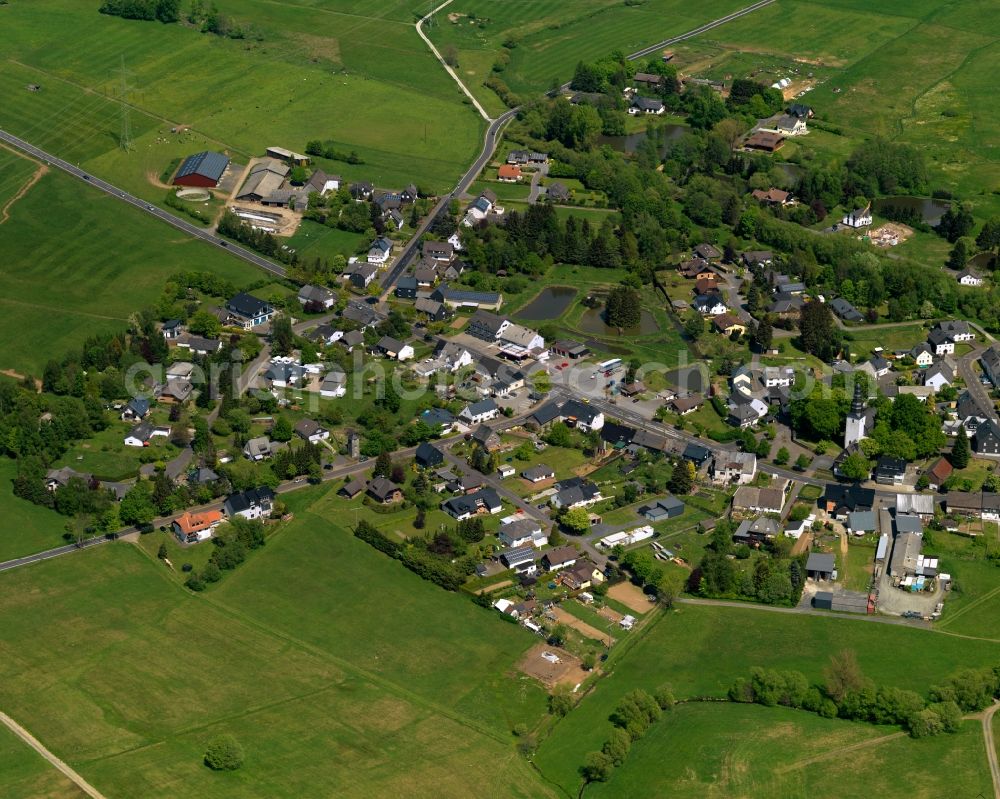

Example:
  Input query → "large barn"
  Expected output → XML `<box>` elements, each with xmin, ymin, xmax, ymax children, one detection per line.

<box><xmin>172</xmin><ymin>151</ymin><xmax>230</xmax><ymax>188</ymax></box>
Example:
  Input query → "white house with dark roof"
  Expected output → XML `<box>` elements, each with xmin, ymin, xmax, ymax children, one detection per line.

<box><xmin>297</xmin><ymin>284</ymin><xmax>336</xmax><ymax>309</ymax></box>
<box><xmin>460</xmin><ymin>398</ymin><xmax>499</xmax><ymax>425</ymax></box>
<box><xmin>226</xmin><ymin>292</ymin><xmax>274</xmax><ymax>329</ymax></box>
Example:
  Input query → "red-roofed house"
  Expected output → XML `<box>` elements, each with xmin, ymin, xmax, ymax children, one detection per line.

<box><xmin>497</xmin><ymin>164</ymin><xmax>522</xmax><ymax>182</ymax></box>
<box><xmin>172</xmin><ymin>509</ymin><xmax>223</xmax><ymax>544</ymax></box>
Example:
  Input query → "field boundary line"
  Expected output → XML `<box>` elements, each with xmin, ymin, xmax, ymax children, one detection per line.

<box><xmin>775</xmin><ymin>729</ymin><xmax>907</xmax><ymax>774</ymax></box>
<box><xmin>0</xmin><ymin>143</ymin><xmax>48</xmax><ymax>225</ymax></box>
<box><xmin>0</xmin><ymin>297</ymin><xmax>128</xmax><ymax>323</ymax></box>
<box><xmin>416</xmin><ymin>0</ymin><xmax>492</xmax><ymax>122</ymax></box>
<box><xmin>0</xmin><ymin>709</ymin><xmax>107</xmax><ymax>799</ymax></box>
<box><xmin>938</xmin><ymin>583</ymin><xmax>1000</xmax><ymax>628</ymax></box>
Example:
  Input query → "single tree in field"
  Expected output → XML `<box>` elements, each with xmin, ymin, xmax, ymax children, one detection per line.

<box><xmin>823</xmin><ymin>650</ymin><xmax>868</xmax><ymax>703</ymax></box>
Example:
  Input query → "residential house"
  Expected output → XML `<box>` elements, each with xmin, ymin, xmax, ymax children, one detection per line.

<box><xmin>629</xmin><ymin>96</ymin><xmax>664</xmax><ymax>115</ymax></box>
<box><xmin>181</xmin><ymin>335</ymin><xmax>222</xmax><ymax>356</ymax></box>
<box><xmin>557</xmin><ymin>399</ymin><xmax>605</xmax><ymax>432</ymax></box>
<box><xmin>45</xmin><ymin>467</ymin><xmax>92</xmax><ymax>492</ymax></box>
<box><xmin>751</xmin><ymin>188</ymin><xmax>791</xmax><ymax>205</ymax></box>
<box><xmin>421</xmin><ymin>407</ymin><xmax>457</xmax><ymax>434</ymax></box>
<box><xmin>742</xmin><ymin>250</ymin><xmax>773</xmax><ymax>268</ymax></box>
<box><xmin>173</xmin><ymin>509</ymin><xmax>223</xmax><ymax>544</ymax></box>
<box><xmin>982</xmin><ymin>345</ymin><xmax>1000</xmax><ymax>387</ymax></box>
<box><xmin>561</xmin><ymin>561</ymin><xmax>604</xmax><ymax>591</ymax></box>
<box><xmin>682</xmin><ymin>442</ymin><xmax>713</xmax><ymax>468</ymax></box>
<box><xmin>522</xmin><ymin>465</ymin><xmax>555</xmax><ymax>483</ymax></box>
<box><xmin>542</xmin><ymin>546</ymin><xmax>579</xmax><ymax>572</ymax></box>
<box><xmin>414</xmin><ymin>297</ymin><xmax>447</xmax><ymax>321</ymax></box>
<box><xmin>431</xmin><ymin>284</ymin><xmax>503</xmax><ymax>310</ymax></box>
<box><xmin>467</xmin><ymin>310</ymin><xmax>509</xmax><ymax>342</ymax></box>
<box><xmin>264</xmin><ymin>362</ymin><xmax>305</xmax><ymax>389</ymax></box>
<box><xmin>896</xmin><ymin>493</ymin><xmax>936</xmax><ymax>519</ymax></box>
<box><xmin>945</xmin><ymin>491</ymin><xmax>983</xmax><ymax>518</ymax></box>
<box><xmin>668</xmin><ymin>395</ymin><xmax>703</xmax><ymax>415</ymax></box>
<box><xmin>693</xmin><ymin>294</ymin><xmax>728</xmax><ymax>315</ymax></box>
<box><xmin>305</xmin><ymin>169</ymin><xmax>340</xmax><ymax>195</ymax></box>
<box><xmin>124</xmin><ymin>421</ymin><xmax>170</xmax><ymax>447</ymax></box>
<box><xmin>927</xmin><ymin>329</ymin><xmax>956</xmax><ymax>356</ymax></box>
<box><xmin>121</xmin><ymin>397</ymin><xmax>150</xmax><ymax>421</ymax></box>
<box><xmin>711</xmin><ymin>451</ymin><xmax>757</xmax><ymax>485</ymax></box>
<box><xmin>695</xmin><ymin>243</ymin><xmax>722</xmax><ymax>261</ymax></box>
<box><xmin>224</xmin><ymin>486</ymin><xmax>274</xmax><ymax>520</ymax></box>
<box><xmin>733</xmin><ymin>517</ymin><xmax>779</xmax><ymax>546</ymax></box>
<box><xmin>958</xmin><ymin>268</ymin><xmax>984</xmax><ymax>286</ymax></box>
<box><xmin>294</xmin><ymin>418</ymin><xmax>329</xmax><ymax>443</ymax></box>
<box><xmin>375</xmin><ymin>336</ymin><xmax>414</xmax><ymax>361</ymax></box>
<box><xmin>424</xmin><ymin>241</ymin><xmax>454</xmax><ymax>262</ymax></box>
<box><xmin>395</xmin><ymin>275</ymin><xmax>418</xmax><ymax>299</ymax></box>
<box><xmin>367</xmin><ymin>237</ymin><xmax>393</xmax><ymax>265</ymax></box>
<box><xmin>336</xmin><ymin>329</ymin><xmax>365</xmax><ymax>353</ymax></box>
<box><xmin>341</xmin><ymin>300</ymin><xmax>382</xmax><ymax>328</ymax></box>
<box><xmin>933</xmin><ymin>320</ymin><xmax>975</xmax><ymax>343</ymax></box>
<box><xmin>924</xmin><ymin>358</ymin><xmax>955</xmax><ymax>390</ymax></box>
<box><xmin>243</xmin><ymin>436</ymin><xmax>278</xmax><ymax>461</ymax></box>
<box><xmin>547</xmin><ymin>182</ymin><xmax>571</xmax><ymax>203</ymax></box>
<box><xmin>460</xmin><ymin>398</ymin><xmax>499</xmax><ymax>425</ymax></box>
<box><xmin>787</xmin><ymin>103</ymin><xmax>813</xmax><ymax>118</ymax></box>
<box><xmin>433</xmin><ymin>341</ymin><xmax>474</xmax><ymax>372</ymax></box>
<box><xmin>160</xmin><ymin>379</ymin><xmax>193</xmax><ymax>404</ymax></box>
<box><xmin>320</xmin><ymin>372</ymin><xmax>346</xmax><ymax>398</ymax></box>
<box><xmin>384</xmin><ymin>208</ymin><xmax>404</xmax><ymax>231</ymax></box>
<box><xmin>498</xmin><ymin>518</ymin><xmax>545</xmax><ymax>549</ymax></box>
<box><xmin>775</xmin><ymin>114</ymin><xmax>807</xmax><ymax>135</ymax></box>
<box><xmin>161</xmin><ymin>319</ymin><xmax>184</xmax><ymax>339</ymax></box>
<box><xmin>745</xmin><ymin>131</ymin><xmax>785</xmax><ymax>152</ymax></box>
<box><xmin>841</xmin><ymin>204</ymin><xmax>872</xmax><ymax>228</ymax></box>
<box><xmin>712</xmin><ymin>313</ymin><xmax>746</xmax><ymax>337</ymax></box>
<box><xmin>497</xmin><ymin>164</ymin><xmax>522</xmax><ymax>182</ymax></box>
<box><xmin>340</xmin><ymin>478</ymin><xmax>366</xmax><ymax>499</ymax></box>
<box><xmin>499</xmin><ymin>546</ymin><xmax>537</xmax><ymax>575</ymax></box>
<box><xmin>348</xmin><ymin>263</ymin><xmax>379</xmax><ymax>290</ymax></box>
<box><xmin>297</xmin><ymin>284</ymin><xmax>336</xmax><ymax>309</ymax></box>
<box><xmin>498</xmin><ymin>323</ymin><xmax>545</xmax><ymax>358</ymax></box>
<box><xmin>442</xmin><ymin>488</ymin><xmax>503</xmax><ymax>519</ymax></box>
<box><xmin>551</xmin><ymin>477</ymin><xmax>602</xmax><ymax>509</ymax></box>
<box><xmin>731</xmin><ymin>486</ymin><xmax>784</xmax><ymax>515</ymax></box>
<box><xmin>415</xmin><ymin>441</ymin><xmax>444</xmax><ymax>469</ymax></box>
<box><xmin>763</xmin><ymin>366</ymin><xmax>795</xmax><ymax>388</ymax></box>
<box><xmin>413</xmin><ymin>259</ymin><xmax>439</xmax><ymax>288</ymax></box>
<box><xmin>633</xmin><ymin>72</ymin><xmax>664</xmax><ymax>88</ymax></box>
<box><xmin>166</xmin><ymin>362</ymin><xmax>195</xmax><ymax>381</ymax></box>
<box><xmin>821</xmin><ymin>484</ymin><xmax>875</xmax><ymax>519</ymax></box>
<box><xmin>847</xmin><ymin>510</ymin><xmax>878</xmax><ymax>536</ymax></box>
<box><xmin>924</xmin><ymin>458</ymin><xmax>953</xmax><ymax>492</ymax></box>
<box><xmin>728</xmin><ymin>397</ymin><xmax>769</xmax><ymax>429</ymax></box>
<box><xmin>226</xmin><ymin>292</ymin><xmax>274</xmax><ymax>329</ymax></box>
<box><xmin>367</xmin><ymin>477</ymin><xmax>403</xmax><ymax>504</ymax></box>
<box><xmin>875</xmin><ymin>456</ymin><xmax>907</xmax><ymax>486</ymax></box>
<box><xmin>497</xmin><ymin>463</ymin><xmax>515</xmax><ymax>479</ymax></box>
<box><xmin>471</xmin><ymin>424</ymin><xmax>502</xmax><ymax>452</ymax></box>
<box><xmin>975</xmin><ymin>419</ymin><xmax>1000</xmax><ymax>456</ymax></box>
<box><xmin>829</xmin><ymin>297</ymin><xmax>864</xmax><ymax>323</ymax></box>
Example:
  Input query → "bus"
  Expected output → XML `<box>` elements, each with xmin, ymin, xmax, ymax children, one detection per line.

<box><xmin>598</xmin><ymin>358</ymin><xmax>622</xmax><ymax>376</ymax></box>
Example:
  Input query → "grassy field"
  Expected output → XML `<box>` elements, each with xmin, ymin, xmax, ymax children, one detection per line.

<box><xmin>587</xmin><ymin>703</ymin><xmax>992</xmax><ymax>799</ymax></box>
<box><xmin>427</xmin><ymin>0</ymin><xmax>749</xmax><ymax>104</ymax></box>
<box><xmin>0</xmin><ymin>459</ymin><xmax>69</xmax><ymax>562</ymax></box>
<box><xmin>0</xmin><ymin>723</ymin><xmax>86</xmax><ymax>799</ymax></box>
<box><xmin>0</xmin><ymin>483</ymin><xmax>555</xmax><ymax>797</ymax></box>
<box><xmin>534</xmin><ymin>602</ymin><xmax>1000</xmax><ymax>792</ymax></box>
<box><xmin>0</xmin><ymin>168</ymin><xmax>255</xmax><ymax>374</ymax></box>
<box><xmin>0</xmin><ymin>147</ymin><xmax>42</xmax><ymax>212</ymax></box>
<box><xmin>0</xmin><ymin>0</ymin><xmax>483</xmax><ymax>197</ymax></box>
<box><xmin>674</xmin><ymin>0</ymin><xmax>1000</xmax><ymax>211</ymax></box>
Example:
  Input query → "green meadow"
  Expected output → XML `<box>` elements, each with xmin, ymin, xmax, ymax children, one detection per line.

<box><xmin>0</xmin><ymin>460</ymin><xmax>69</xmax><ymax>562</ymax></box>
<box><xmin>0</xmin><ymin>723</ymin><xmax>86</xmax><ymax>799</ymax></box>
<box><xmin>587</xmin><ymin>703</ymin><xmax>992</xmax><ymax>799</ymax></box>
<box><xmin>0</xmin><ymin>482</ymin><xmax>553</xmax><ymax>798</ymax></box>
<box><xmin>0</xmin><ymin>167</ymin><xmax>254</xmax><ymax>375</ymax></box>
<box><xmin>0</xmin><ymin>0</ymin><xmax>483</xmax><ymax>197</ymax></box>
<box><xmin>534</xmin><ymin>603</ymin><xmax>1000</xmax><ymax>793</ymax></box>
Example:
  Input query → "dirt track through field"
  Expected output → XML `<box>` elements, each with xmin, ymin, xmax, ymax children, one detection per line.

<box><xmin>775</xmin><ymin>730</ymin><xmax>906</xmax><ymax>773</ymax></box>
<box><xmin>0</xmin><ymin>142</ymin><xmax>47</xmax><ymax>224</ymax></box>
<box><xmin>0</xmin><ymin>709</ymin><xmax>106</xmax><ymax>798</ymax></box>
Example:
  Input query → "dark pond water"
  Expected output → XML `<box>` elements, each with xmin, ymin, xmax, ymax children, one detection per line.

<box><xmin>578</xmin><ymin>307</ymin><xmax>660</xmax><ymax>336</ymax></box>
<box><xmin>516</xmin><ymin>286</ymin><xmax>578</xmax><ymax>321</ymax></box>
<box><xmin>596</xmin><ymin>124</ymin><xmax>688</xmax><ymax>155</ymax></box>
<box><xmin>874</xmin><ymin>196</ymin><xmax>951</xmax><ymax>225</ymax></box>
<box><xmin>969</xmin><ymin>252</ymin><xmax>996</xmax><ymax>269</ymax></box>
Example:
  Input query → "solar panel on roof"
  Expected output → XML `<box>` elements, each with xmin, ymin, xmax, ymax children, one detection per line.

<box><xmin>175</xmin><ymin>151</ymin><xmax>230</xmax><ymax>181</ymax></box>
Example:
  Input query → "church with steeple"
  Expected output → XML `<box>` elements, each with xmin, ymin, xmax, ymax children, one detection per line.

<box><xmin>844</xmin><ymin>382</ymin><xmax>869</xmax><ymax>448</ymax></box>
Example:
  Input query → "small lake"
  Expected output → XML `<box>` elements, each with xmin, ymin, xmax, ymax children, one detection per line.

<box><xmin>969</xmin><ymin>252</ymin><xmax>996</xmax><ymax>269</ymax></box>
<box><xmin>596</xmin><ymin>124</ymin><xmax>688</xmax><ymax>156</ymax></box>
<box><xmin>516</xmin><ymin>286</ymin><xmax>577</xmax><ymax>321</ymax></box>
<box><xmin>874</xmin><ymin>196</ymin><xmax>951</xmax><ymax>225</ymax></box>
<box><xmin>773</xmin><ymin>162</ymin><xmax>803</xmax><ymax>183</ymax></box>
<box><xmin>578</xmin><ymin>306</ymin><xmax>660</xmax><ymax>336</ymax></box>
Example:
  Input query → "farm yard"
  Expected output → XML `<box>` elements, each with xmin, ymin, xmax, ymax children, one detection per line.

<box><xmin>0</xmin><ymin>482</ymin><xmax>556</xmax><ymax>798</ymax></box>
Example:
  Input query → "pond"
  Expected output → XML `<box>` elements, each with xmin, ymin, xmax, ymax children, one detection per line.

<box><xmin>578</xmin><ymin>306</ymin><xmax>660</xmax><ymax>336</ymax></box>
<box><xmin>516</xmin><ymin>286</ymin><xmax>578</xmax><ymax>321</ymax></box>
<box><xmin>596</xmin><ymin>124</ymin><xmax>689</xmax><ymax>156</ymax></box>
<box><xmin>773</xmin><ymin>162</ymin><xmax>803</xmax><ymax>183</ymax></box>
<box><xmin>969</xmin><ymin>252</ymin><xmax>996</xmax><ymax>270</ymax></box>
<box><xmin>873</xmin><ymin>196</ymin><xmax>951</xmax><ymax>225</ymax></box>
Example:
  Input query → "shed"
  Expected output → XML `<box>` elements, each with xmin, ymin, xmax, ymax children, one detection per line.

<box><xmin>805</xmin><ymin>552</ymin><xmax>836</xmax><ymax>581</ymax></box>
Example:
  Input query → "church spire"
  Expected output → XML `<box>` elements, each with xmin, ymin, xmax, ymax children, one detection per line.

<box><xmin>850</xmin><ymin>381</ymin><xmax>865</xmax><ymax>415</ymax></box>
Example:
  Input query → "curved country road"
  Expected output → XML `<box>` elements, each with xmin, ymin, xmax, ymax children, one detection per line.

<box><xmin>0</xmin><ymin>710</ymin><xmax>107</xmax><ymax>799</ymax></box>
<box><xmin>981</xmin><ymin>701</ymin><xmax>1000</xmax><ymax>799</ymax></box>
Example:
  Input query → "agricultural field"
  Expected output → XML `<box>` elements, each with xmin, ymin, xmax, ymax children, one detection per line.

<box><xmin>670</xmin><ymin>0</ymin><xmax>1000</xmax><ymax>209</ymax></box>
<box><xmin>426</xmin><ymin>0</ymin><xmax>749</xmax><ymax>104</ymax></box>
<box><xmin>0</xmin><ymin>482</ymin><xmax>555</xmax><ymax>798</ymax></box>
<box><xmin>587</xmin><ymin>703</ymin><xmax>992</xmax><ymax>799</ymax></box>
<box><xmin>0</xmin><ymin>0</ymin><xmax>483</xmax><ymax>198</ymax></box>
<box><xmin>0</xmin><ymin>460</ymin><xmax>69</xmax><ymax>563</ymax></box>
<box><xmin>534</xmin><ymin>602</ymin><xmax>1000</xmax><ymax>792</ymax></box>
<box><xmin>0</xmin><ymin>723</ymin><xmax>85</xmax><ymax>799</ymax></box>
<box><xmin>0</xmin><ymin>168</ymin><xmax>255</xmax><ymax>375</ymax></box>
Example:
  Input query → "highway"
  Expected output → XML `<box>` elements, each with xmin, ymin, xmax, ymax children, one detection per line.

<box><xmin>0</xmin><ymin>129</ymin><xmax>288</xmax><ymax>278</ymax></box>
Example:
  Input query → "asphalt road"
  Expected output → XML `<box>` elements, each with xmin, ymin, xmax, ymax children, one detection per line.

<box><xmin>0</xmin><ymin>129</ymin><xmax>288</xmax><ymax>278</ymax></box>
<box><xmin>379</xmin><ymin>109</ymin><xmax>517</xmax><ymax>292</ymax></box>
